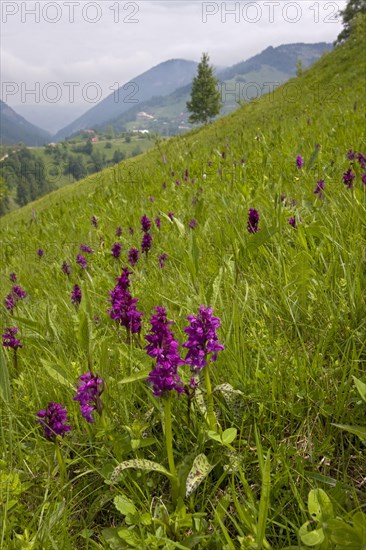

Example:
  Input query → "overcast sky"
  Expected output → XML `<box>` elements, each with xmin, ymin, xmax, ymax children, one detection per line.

<box><xmin>1</xmin><ymin>0</ymin><xmax>346</xmax><ymax>129</ymax></box>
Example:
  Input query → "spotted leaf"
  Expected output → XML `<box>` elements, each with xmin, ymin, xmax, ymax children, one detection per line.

<box><xmin>111</xmin><ymin>459</ymin><xmax>172</xmax><ymax>484</ymax></box>
<box><xmin>185</xmin><ymin>454</ymin><xmax>213</xmax><ymax>497</ymax></box>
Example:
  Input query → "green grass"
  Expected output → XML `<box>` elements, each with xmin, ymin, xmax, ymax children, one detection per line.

<box><xmin>28</xmin><ymin>135</ymin><xmax>155</xmax><ymax>189</ymax></box>
<box><xmin>0</xmin><ymin>16</ymin><xmax>365</xmax><ymax>549</ymax></box>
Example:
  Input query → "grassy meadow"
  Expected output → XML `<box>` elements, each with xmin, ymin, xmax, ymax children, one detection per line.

<box><xmin>0</xmin><ymin>16</ymin><xmax>365</xmax><ymax>549</ymax></box>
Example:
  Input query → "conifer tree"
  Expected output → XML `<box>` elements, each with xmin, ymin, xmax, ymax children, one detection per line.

<box><xmin>186</xmin><ymin>53</ymin><xmax>221</xmax><ymax>124</ymax></box>
<box><xmin>335</xmin><ymin>0</ymin><xmax>366</xmax><ymax>44</ymax></box>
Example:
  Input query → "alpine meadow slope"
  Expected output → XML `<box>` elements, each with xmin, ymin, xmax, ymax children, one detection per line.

<box><xmin>0</xmin><ymin>16</ymin><xmax>365</xmax><ymax>549</ymax></box>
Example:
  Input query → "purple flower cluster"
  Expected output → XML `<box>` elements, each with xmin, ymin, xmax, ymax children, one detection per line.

<box><xmin>37</xmin><ymin>248</ymin><xmax>44</xmax><ymax>257</ymax></box>
<box><xmin>108</xmin><ymin>268</ymin><xmax>143</xmax><ymax>334</ymax></box>
<box><xmin>2</xmin><ymin>327</ymin><xmax>22</xmax><ymax>350</ymax></box>
<box><xmin>73</xmin><ymin>372</ymin><xmax>104</xmax><ymax>423</ymax></box>
<box><xmin>288</xmin><ymin>217</ymin><xmax>296</xmax><ymax>228</ymax></box>
<box><xmin>128</xmin><ymin>247</ymin><xmax>139</xmax><ymax>266</ymax></box>
<box><xmin>79</xmin><ymin>244</ymin><xmax>94</xmax><ymax>254</ymax></box>
<box><xmin>37</xmin><ymin>402</ymin><xmax>71</xmax><ymax>440</ymax></box>
<box><xmin>4</xmin><ymin>294</ymin><xmax>16</xmax><ymax>311</ymax></box>
<box><xmin>296</xmin><ymin>155</ymin><xmax>304</xmax><ymax>169</ymax></box>
<box><xmin>183</xmin><ymin>305</ymin><xmax>224</xmax><ymax>372</ymax></box>
<box><xmin>314</xmin><ymin>179</ymin><xmax>325</xmax><ymax>199</ymax></box>
<box><xmin>115</xmin><ymin>226</ymin><xmax>123</xmax><ymax>237</ymax></box>
<box><xmin>347</xmin><ymin>150</ymin><xmax>366</xmax><ymax>170</ymax></box>
<box><xmin>358</xmin><ymin>154</ymin><xmax>366</xmax><ymax>170</ymax></box>
<box><xmin>288</xmin><ymin>217</ymin><xmax>302</xmax><ymax>229</ymax></box>
<box><xmin>4</xmin><ymin>285</ymin><xmax>27</xmax><ymax>312</ymax></box>
<box><xmin>155</xmin><ymin>216</ymin><xmax>161</xmax><ymax>230</ymax></box>
<box><xmin>146</xmin><ymin>307</ymin><xmax>184</xmax><ymax>397</ymax></box>
<box><xmin>140</xmin><ymin>214</ymin><xmax>153</xmax><ymax>255</ymax></box>
<box><xmin>71</xmin><ymin>284</ymin><xmax>82</xmax><ymax>305</ymax></box>
<box><xmin>158</xmin><ymin>253</ymin><xmax>168</xmax><ymax>268</ymax></box>
<box><xmin>91</xmin><ymin>215</ymin><xmax>98</xmax><ymax>228</ymax></box>
<box><xmin>247</xmin><ymin>208</ymin><xmax>260</xmax><ymax>233</ymax></box>
<box><xmin>343</xmin><ymin>168</ymin><xmax>356</xmax><ymax>189</ymax></box>
<box><xmin>76</xmin><ymin>254</ymin><xmax>88</xmax><ymax>269</ymax></box>
<box><xmin>142</xmin><ymin>233</ymin><xmax>152</xmax><ymax>255</ymax></box>
<box><xmin>141</xmin><ymin>215</ymin><xmax>151</xmax><ymax>233</ymax></box>
<box><xmin>9</xmin><ymin>272</ymin><xmax>17</xmax><ymax>282</ymax></box>
<box><xmin>13</xmin><ymin>285</ymin><xmax>27</xmax><ymax>300</ymax></box>
<box><xmin>346</xmin><ymin>149</ymin><xmax>357</xmax><ymax>161</ymax></box>
<box><xmin>189</xmin><ymin>218</ymin><xmax>197</xmax><ymax>230</ymax></box>
<box><xmin>111</xmin><ymin>242</ymin><xmax>122</xmax><ymax>258</ymax></box>
<box><xmin>62</xmin><ymin>261</ymin><xmax>71</xmax><ymax>276</ymax></box>
<box><xmin>168</xmin><ymin>211</ymin><xmax>174</xmax><ymax>221</ymax></box>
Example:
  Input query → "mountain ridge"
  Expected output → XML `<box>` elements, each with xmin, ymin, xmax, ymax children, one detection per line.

<box><xmin>0</xmin><ymin>42</ymin><xmax>332</xmax><ymax>146</ymax></box>
<box><xmin>52</xmin><ymin>59</ymin><xmax>199</xmax><ymax>141</ymax></box>
<box><xmin>93</xmin><ymin>41</ymin><xmax>332</xmax><ymax>136</ymax></box>
<box><xmin>0</xmin><ymin>100</ymin><xmax>52</xmax><ymax>146</ymax></box>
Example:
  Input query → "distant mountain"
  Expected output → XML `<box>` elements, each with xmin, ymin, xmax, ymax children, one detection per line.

<box><xmin>53</xmin><ymin>59</ymin><xmax>199</xmax><ymax>141</ymax></box>
<box><xmin>13</xmin><ymin>103</ymin><xmax>89</xmax><ymax>134</ymax></box>
<box><xmin>0</xmin><ymin>100</ymin><xmax>52</xmax><ymax>146</ymax></box>
<box><xmin>93</xmin><ymin>42</ymin><xmax>332</xmax><ymax>135</ymax></box>
<box><xmin>218</xmin><ymin>42</ymin><xmax>331</xmax><ymax>81</ymax></box>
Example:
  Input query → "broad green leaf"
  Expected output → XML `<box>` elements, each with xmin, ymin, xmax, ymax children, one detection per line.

<box><xmin>101</xmin><ymin>528</ymin><xmax>125</xmax><ymax>550</ymax></box>
<box><xmin>210</xmin><ymin>267</ymin><xmax>223</xmax><ymax>309</ymax></box>
<box><xmin>306</xmin><ymin>472</ymin><xmax>337</xmax><ymax>487</ymax></box>
<box><xmin>207</xmin><ymin>430</ymin><xmax>222</xmax><ymax>443</ymax></box>
<box><xmin>300</xmin><ymin>527</ymin><xmax>325</xmax><ymax>546</ymax></box>
<box><xmin>0</xmin><ymin>348</ymin><xmax>11</xmax><ymax>402</ymax></box>
<box><xmin>214</xmin><ymin>383</ymin><xmax>244</xmax><ymax>398</ymax></box>
<box><xmin>353</xmin><ymin>376</ymin><xmax>366</xmax><ymax>403</ymax></box>
<box><xmin>256</xmin><ymin>450</ymin><xmax>271</xmax><ymax>548</ymax></box>
<box><xmin>254</xmin><ymin>424</ymin><xmax>264</xmax><ymax>477</ymax></box>
<box><xmin>118</xmin><ymin>370</ymin><xmax>150</xmax><ymax>385</ymax></box>
<box><xmin>194</xmin><ymin>386</ymin><xmax>207</xmax><ymax>414</ymax></box>
<box><xmin>45</xmin><ymin>305</ymin><xmax>59</xmax><ymax>341</ymax></box>
<box><xmin>99</xmin><ymin>338</ymin><xmax>109</xmax><ymax>372</ymax></box>
<box><xmin>306</xmin><ymin>144</ymin><xmax>321</xmax><ymax>170</ymax></box>
<box><xmin>75</xmin><ymin>310</ymin><xmax>92</xmax><ymax>357</ymax></box>
<box><xmin>246</xmin><ymin>226</ymin><xmax>278</xmax><ymax>252</ymax></box>
<box><xmin>223</xmin><ymin>450</ymin><xmax>241</xmax><ymax>473</ymax></box>
<box><xmin>4</xmin><ymin>499</ymin><xmax>18</xmax><ymax>512</ymax></box>
<box><xmin>41</xmin><ymin>361</ymin><xmax>73</xmax><ymax>389</ymax></box>
<box><xmin>140</xmin><ymin>512</ymin><xmax>152</xmax><ymax>526</ymax></box>
<box><xmin>173</xmin><ymin>216</ymin><xmax>185</xmax><ymax>237</ymax></box>
<box><xmin>308</xmin><ymin>489</ymin><xmax>333</xmax><ymax>522</ymax></box>
<box><xmin>117</xmin><ymin>527</ymin><xmax>140</xmax><ymax>547</ymax></box>
<box><xmin>352</xmin><ymin>511</ymin><xmax>366</xmax><ymax>535</ymax></box>
<box><xmin>111</xmin><ymin>459</ymin><xmax>172</xmax><ymax>483</ymax></box>
<box><xmin>190</xmin><ymin>232</ymin><xmax>199</xmax><ymax>278</ymax></box>
<box><xmin>222</xmin><ymin>428</ymin><xmax>237</xmax><ymax>445</ymax></box>
<box><xmin>114</xmin><ymin>495</ymin><xmax>136</xmax><ymax>516</ymax></box>
<box><xmin>332</xmin><ymin>423</ymin><xmax>366</xmax><ymax>442</ymax></box>
<box><xmin>327</xmin><ymin>519</ymin><xmax>361</xmax><ymax>545</ymax></box>
<box><xmin>10</xmin><ymin>316</ymin><xmax>40</xmax><ymax>331</ymax></box>
<box><xmin>186</xmin><ymin>454</ymin><xmax>213</xmax><ymax>497</ymax></box>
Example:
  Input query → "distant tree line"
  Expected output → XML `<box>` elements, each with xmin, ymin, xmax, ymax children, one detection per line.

<box><xmin>0</xmin><ymin>148</ymin><xmax>55</xmax><ymax>214</ymax></box>
<box><xmin>0</xmin><ymin>139</ymin><xmax>142</xmax><ymax>216</ymax></box>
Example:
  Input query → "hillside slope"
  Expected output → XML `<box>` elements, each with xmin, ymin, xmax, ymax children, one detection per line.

<box><xmin>1</xmin><ymin>31</ymin><xmax>362</xmax><ymax>222</ymax></box>
<box><xmin>0</xmin><ymin>16</ymin><xmax>365</xmax><ymax>550</ymax></box>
